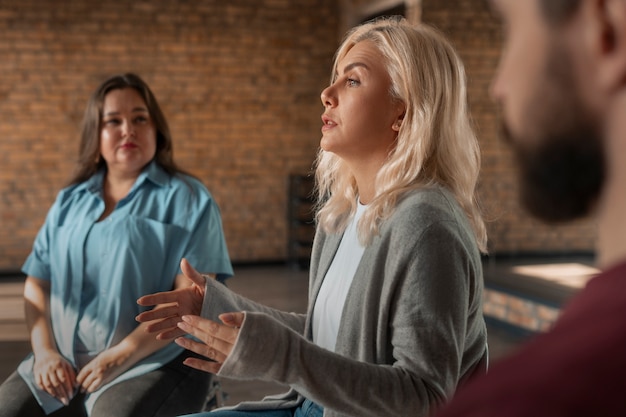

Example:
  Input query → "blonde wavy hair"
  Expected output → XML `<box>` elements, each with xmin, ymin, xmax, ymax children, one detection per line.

<box><xmin>314</xmin><ymin>17</ymin><xmax>487</xmax><ymax>252</ymax></box>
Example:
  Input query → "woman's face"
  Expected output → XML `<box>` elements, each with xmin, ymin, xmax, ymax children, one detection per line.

<box><xmin>320</xmin><ymin>40</ymin><xmax>404</xmax><ymax>165</ymax></box>
<box><xmin>99</xmin><ymin>87</ymin><xmax>157</xmax><ymax>178</ymax></box>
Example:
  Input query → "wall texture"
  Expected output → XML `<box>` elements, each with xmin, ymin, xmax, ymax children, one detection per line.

<box><xmin>0</xmin><ymin>0</ymin><xmax>339</xmax><ymax>269</ymax></box>
<box><xmin>0</xmin><ymin>0</ymin><xmax>596</xmax><ymax>271</ymax></box>
<box><xmin>419</xmin><ymin>0</ymin><xmax>597</xmax><ymax>256</ymax></box>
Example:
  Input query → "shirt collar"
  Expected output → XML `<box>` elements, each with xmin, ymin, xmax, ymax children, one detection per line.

<box><xmin>80</xmin><ymin>160</ymin><xmax>170</xmax><ymax>195</ymax></box>
<box><xmin>140</xmin><ymin>160</ymin><xmax>170</xmax><ymax>188</ymax></box>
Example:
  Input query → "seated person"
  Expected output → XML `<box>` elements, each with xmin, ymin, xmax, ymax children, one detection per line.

<box><xmin>137</xmin><ymin>18</ymin><xmax>488</xmax><ymax>417</ymax></box>
<box><xmin>0</xmin><ymin>73</ymin><xmax>233</xmax><ymax>417</ymax></box>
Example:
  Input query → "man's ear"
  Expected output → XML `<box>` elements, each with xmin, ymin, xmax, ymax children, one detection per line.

<box><xmin>596</xmin><ymin>0</ymin><xmax>626</xmax><ymax>91</ymax></box>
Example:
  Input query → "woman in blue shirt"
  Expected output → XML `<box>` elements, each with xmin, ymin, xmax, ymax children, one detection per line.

<box><xmin>0</xmin><ymin>73</ymin><xmax>233</xmax><ymax>416</ymax></box>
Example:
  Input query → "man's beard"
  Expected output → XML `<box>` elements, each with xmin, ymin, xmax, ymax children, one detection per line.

<box><xmin>501</xmin><ymin>46</ymin><xmax>605</xmax><ymax>223</ymax></box>
<box><xmin>503</xmin><ymin>123</ymin><xmax>604</xmax><ymax>223</ymax></box>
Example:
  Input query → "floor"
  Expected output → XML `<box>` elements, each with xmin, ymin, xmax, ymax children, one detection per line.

<box><xmin>0</xmin><ymin>263</ymin><xmax>536</xmax><ymax>407</ymax></box>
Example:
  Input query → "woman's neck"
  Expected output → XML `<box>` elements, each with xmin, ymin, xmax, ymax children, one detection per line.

<box><xmin>104</xmin><ymin>171</ymin><xmax>137</xmax><ymax>202</ymax></box>
<box><xmin>98</xmin><ymin>171</ymin><xmax>139</xmax><ymax>221</ymax></box>
<box><xmin>348</xmin><ymin>156</ymin><xmax>385</xmax><ymax>205</ymax></box>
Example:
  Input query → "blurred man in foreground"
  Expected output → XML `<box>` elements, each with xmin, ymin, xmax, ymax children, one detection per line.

<box><xmin>434</xmin><ymin>0</ymin><xmax>626</xmax><ymax>415</ymax></box>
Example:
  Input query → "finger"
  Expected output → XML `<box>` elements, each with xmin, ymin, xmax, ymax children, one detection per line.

<box><xmin>219</xmin><ymin>312</ymin><xmax>245</xmax><ymax>328</ymax></box>
<box><xmin>85</xmin><ymin>376</ymin><xmax>102</xmax><ymax>393</ymax></box>
<box><xmin>39</xmin><ymin>374</ymin><xmax>54</xmax><ymax>395</ymax></box>
<box><xmin>64</xmin><ymin>365</ymin><xmax>77</xmax><ymax>388</ymax></box>
<box><xmin>174</xmin><ymin>336</ymin><xmax>224</xmax><ymax>362</ymax></box>
<box><xmin>182</xmin><ymin>356</ymin><xmax>222</xmax><ymax>374</ymax></box>
<box><xmin>59</xmin><ymin>364</ymin><xmax>76</xmax><ymax>395</ymax></box>
<box><xmin>81</xmin><ymin>374</ymin><xmax>99</xmax><ymax>393</ymax></box>
<box><xmin>182</xmin><ymin>315</ymin><xmax>239</xmax><ymax>345</ymax></box>
<box><xmin>35</xmin><ymin>373</ymin><xmax>44</xmax><ymax>391</ymax></box>
<box><xmin>143</xmin><ymin>316</ymin><xmax>185</xmax><ymax>336</ymax></box>
<box><xmin>155</xmin><ymin>327</ymin><xmax>187</xmax><ymax>340</ymax></box>
<box><xmin>55</xmin><ymin>386</ymin><xmax>70</xmax><ymax>405</ymax></box>
<box><xmin>175</xmin><ymin>337</ymin><xmax>228</xmax><ymax>366</ymax></box>
<box><xmin>136</xmin><ymin>303</ymin><xmax>180</xmax><ymax>321</ymax></box>
<box><xmin>180</xmin><ymin>258</ymin><xmax>207</xmax><ymax>287</ymax></box>
<box><xmin>44</xmin><ymin>372</ymin><xmax>65</xmax><ymax>401</ymax></box>
<box><xmin>54</xmin><ymin>368</ymin><xmax>71</xmax><ymax>402</ymax></box>
<box><xmin>174</xmin><ymin>335</ymin><xmax>203</xmax><ymax>352</ymax></box>
<box><xmin>77</xmin><ymin>369</ymin><xmax>95</xmax><ymax>393</ymax></box>
<box><xmin>176</xmin><ymin>323</ymin><xmax>229</xmax><ymax>363</ymax></box>
<box><xmin>176</xmin><ymin>320</ymin><xmax>234</xmax><ymax>362</ymax></box>
<box><xmin>76</xmin><ymin>367</ymin><xmax>86</xmax><ymax>386</ymax></box>
<box><xmin>76</xmin><ymin>366</ymin><xmax>93</xmax><ymax>394</ymax></box>
<box><xmin>137</xmin><ymin>291</ymin><xmax>179</xmax><ymax>307</ymax></box>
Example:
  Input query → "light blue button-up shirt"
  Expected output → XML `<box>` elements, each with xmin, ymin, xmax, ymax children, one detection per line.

<box><xmin>19</xmin><ymin>161</ymin><xmax>233</xmax><ymax>414</ymax></box>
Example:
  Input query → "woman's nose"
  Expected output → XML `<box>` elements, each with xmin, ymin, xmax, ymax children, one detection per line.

<box><xmin>122</xmin><ymin>120</ymin><xmax>135</xmax><ymax>137</ymax></box>
<box><xmin>320</xmin><ymin>86</ymin><xmax>336</xmax><ymax>108</ymax></box>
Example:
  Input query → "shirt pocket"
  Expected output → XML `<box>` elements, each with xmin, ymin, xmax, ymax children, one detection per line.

<box><xmin>121</xmin><ymin>216</ymin><xmax>191</xmax><ymax>291</ymax></box>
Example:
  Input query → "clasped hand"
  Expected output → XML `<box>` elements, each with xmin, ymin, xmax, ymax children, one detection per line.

<box><xmin>136</xmin><ymin>258</ymin><xmax>244</xmax><ymax>374</ymax></box>
<box><xmin>34</xmin><ymin>345</ymin><xmax>131</xmax><ymax>405</ymax></box>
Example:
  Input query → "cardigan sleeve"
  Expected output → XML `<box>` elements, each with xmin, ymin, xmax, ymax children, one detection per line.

<box><xmin>217</xmin><ymin>216</ymin><xmax>486</xmax><ymax>417</ymax></box>
<box><xmin>201</xmin><ymin>278</ymin><xmax>307</xmax><ymax>335</ymax></box>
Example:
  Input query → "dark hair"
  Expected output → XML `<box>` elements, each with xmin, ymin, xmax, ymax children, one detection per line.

<box><xmin>69</xmin><ymin>73</ymin><xmax>184</xmax><ymax>185</ymax></box>
<box><xmin>539</xmin><ymin>0</ymin><xmax>582</xmax><ymax>24</ymax></box>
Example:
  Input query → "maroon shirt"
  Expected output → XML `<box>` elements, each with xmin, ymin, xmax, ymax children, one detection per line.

<box><xmin>434</xmin><ymin>260</ymin><xmax>626</xmax><ymax>417</ymax></box>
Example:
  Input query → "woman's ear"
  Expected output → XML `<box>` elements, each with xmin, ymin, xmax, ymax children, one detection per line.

<box><xmin>392</xmin><ymin>107</ymin><xmax>406</xmax><ymax>132</ymax></box>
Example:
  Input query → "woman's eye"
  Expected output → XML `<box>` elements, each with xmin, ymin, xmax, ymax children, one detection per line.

<box><xmin>134</xmin><ymin>116</ymin><xmax>148</xmax><ymax>123</ymax></box>
<box><xmin>346</xmin><ymin>78</ymin><xmax>360</xmax><ymax>87</ymax></box>
<box><xmin>104</xmin><ymin>119</ymin><xmax>120</xmax><ymax>126</ymax></box>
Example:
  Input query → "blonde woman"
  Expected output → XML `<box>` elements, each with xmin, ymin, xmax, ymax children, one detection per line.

<box><xmin>138</xmin><ymin>17</ymin><xmax>487</xmax><ymax>417</ymax></box>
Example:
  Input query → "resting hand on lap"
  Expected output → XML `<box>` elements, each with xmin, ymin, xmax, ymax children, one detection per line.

<box><xmin>76</xmin><ymin>344</ymin><xmax>131</xmax><ymax>393</ymax></box>
<box><xmin>33</xmin><ymin>350</ymin><xmax>76</xmax><ymax>405</ymax></box>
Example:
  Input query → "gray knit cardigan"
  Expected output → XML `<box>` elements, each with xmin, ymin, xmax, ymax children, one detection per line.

<box><xmin>200</xmin><ymin>186</ymin><xmax>487</xmax><ymax>417</ymax></box>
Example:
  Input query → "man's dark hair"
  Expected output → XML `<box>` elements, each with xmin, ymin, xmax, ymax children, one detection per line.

<box><xmin>540</xmin><ymin>0</ymin><xmax>582</xmax><ymax>24</ymax></box>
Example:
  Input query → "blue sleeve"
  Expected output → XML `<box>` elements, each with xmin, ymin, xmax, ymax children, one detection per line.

<box><xmin>21</xmin><ymin>192</ymin><xmax>63</xmax><ymax>280</ymax></box>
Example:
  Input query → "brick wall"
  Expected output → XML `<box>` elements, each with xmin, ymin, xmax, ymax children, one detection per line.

<box><xmin>0</xmin><ymin>0</ymin><xmax>597</xmax><ymax>271</ymax></box>
<box><xmin>420</xmin><ymin>0</ymin><xmax>597</xmax><ymax>256</ymax></box>
<box><xmin>0</xmin><ymin>0</ymin><xmax>339</xmax><ymax>269</ymax></box>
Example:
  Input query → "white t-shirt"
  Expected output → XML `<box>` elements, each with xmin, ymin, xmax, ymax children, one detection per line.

<box><xmin>312</xmin><ymin>202</ymin><xmax>367</xmax><ymax>351</ymax></box>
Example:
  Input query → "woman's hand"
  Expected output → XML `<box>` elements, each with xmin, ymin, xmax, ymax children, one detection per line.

<box><xmin>174</xmin><ymin>312</ymin><xmax>244</xmax><ymax>374</ymax></box>
<box><xmin>33</xmin><ymin>350</ymin><xmax>76</xmax><ymax>406</ymax></box>
<box><xmin>136</xmin><ymin>258</ymin><xmax>207</xmax><ymax>340</ymax></box>
<box><xmin>76</xmin><ymin>345</ymin><xmax>130</xmax><ymax>393</ymax></box>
